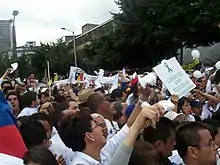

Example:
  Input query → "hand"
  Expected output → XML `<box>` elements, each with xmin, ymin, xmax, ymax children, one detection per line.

<box><xmin>141</xmin><ymin>106</ymin><xmax>162</xmax><ymax>128</ymax></box>
<box><xmin>193</xmin><ymin>89</ymin><xmax>203</xmax><ymax>95</ymax></box>
<box><xmin>139</xmin><ymin>86</ymin><xmax>152</xmax><ymax>100</ymax></box>
<box><xmin>170</xmin><ymin>95</ymin><xmax>179</xmax><ymax>104</ymax></box>
<box><xmin>56</xmin><ymin>155</ymin><xmax>66</xmax><ymax>165</ymax></box>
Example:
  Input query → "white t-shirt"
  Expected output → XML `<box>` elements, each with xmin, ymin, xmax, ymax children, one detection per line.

<box><xmin>17</xmin><ymin>107</ymin><xmax>38</xmax><ymax>118</ymax></box>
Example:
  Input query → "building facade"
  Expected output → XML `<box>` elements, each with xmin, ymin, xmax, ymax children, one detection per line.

<box><xmin>0</xmin><ymin>20</ymin><xmax>12</xmax><ymax>53</ymax></box>
<box><xmin>67</xmin><ymin>18</ymin><xmax>115</xmax><ymax>49</ymax></box>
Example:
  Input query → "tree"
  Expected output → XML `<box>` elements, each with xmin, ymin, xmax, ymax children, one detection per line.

<box><xmin>82</xmin><ymin>0</ymin><xmax>220</xmax><ymax>70</ymax></box>
<box><xmin>31</xmin><ymin>38</ymin><xmax>73</xmax><ymax>79</ymax></box>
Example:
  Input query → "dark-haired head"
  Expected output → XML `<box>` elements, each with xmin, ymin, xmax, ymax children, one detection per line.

<box><xmin>19</xmin><ymin>120</ymin><xmax>47</xmax><ymax>149</ymax></box>
<box><xmin>59</xmin><ymin>114</ymin><xmax>106</xmax><ymax>152</ymax></box>
<box><xmin>23</xmin><ymin>146</ymin><xmax>58</xmax><ymax>165</ymax></box>
<box><xmin>175</xmin><ymin>122</ymin><xmax>217</xmax><ymax>164</ymax></box>
<box><xmin>143</xmin><ymin>117</ymin><xmax>175</xmax><ymax>158</ymax></box>
<box><xmin>178</xmin><ymin>97</ymin><xmax>191</xmax><ymax>115</ymax></box>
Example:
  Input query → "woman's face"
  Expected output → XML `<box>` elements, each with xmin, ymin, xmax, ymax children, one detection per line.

<box><xmin>181</xmin><ymin>100</ymin><xmax>191</xmax><ymax>115</ymax></box>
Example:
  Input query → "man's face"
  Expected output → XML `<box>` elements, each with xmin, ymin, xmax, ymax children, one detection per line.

<box><xmin>3</xmin><ymin>83</ymin><xmax>11</xmax><ymax>90</ymax></box>
<box><xmin>196</xmin><ymin>129</ymin><xmax>218</xmax><ymax>165</ymax></box>
<box><xmin>8</xmin><ymin>94</ymin><xmax>19</xmax><ymax>107</ymax></box>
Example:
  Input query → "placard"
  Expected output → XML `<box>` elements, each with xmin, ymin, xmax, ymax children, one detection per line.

<box><xmin>153</xmin><ymin>57</ymin><xmax>196</xmax><ymax>98</ymax></box>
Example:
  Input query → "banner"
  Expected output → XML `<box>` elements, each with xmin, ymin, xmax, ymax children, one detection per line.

<box><xmin>182</xmin><ymin>59</ymin><xmax>200</xmax><ymax>71</ymax></box>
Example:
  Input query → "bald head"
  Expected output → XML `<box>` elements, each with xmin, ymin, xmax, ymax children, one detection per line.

<box><xmin>87</xmin><ymin>93</ymin><xmax>105</xmax><ymax>113</ymax></box>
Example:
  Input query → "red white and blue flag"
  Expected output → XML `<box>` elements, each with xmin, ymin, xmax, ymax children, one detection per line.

<box><xmin>0</xmin><ymin>91</ymin><xmax>27</xmax><ymax>164</ymax></box>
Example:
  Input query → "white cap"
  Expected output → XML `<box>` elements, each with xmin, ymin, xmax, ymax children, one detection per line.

<box><xmin>40</xmin><ymin>88</ymin><xmax>48</xmax><ymax>93</ymax></box>
<box><xmin>164</xmin><ymin>111</ymin><xmax>180</xmax><ymax>120</ymax></box>
<box><xmin>158</xmin><ymin>100</ymin><xmax>175</xmax><ymax>112</ymax></box>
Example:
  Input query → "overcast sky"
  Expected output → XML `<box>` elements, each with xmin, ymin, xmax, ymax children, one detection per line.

<box><xmin>0</xmin><ymin>0</ymin><xmax>119</xmax><ymax>46</ymax></box>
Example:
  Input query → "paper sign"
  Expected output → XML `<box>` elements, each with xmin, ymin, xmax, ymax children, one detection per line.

<box><xmin>153</xmin><ymin>57</ymin><xmax>196</xmax><ymax>98</ymax></box>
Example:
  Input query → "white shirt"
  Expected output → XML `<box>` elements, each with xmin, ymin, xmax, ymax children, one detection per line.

<box><xmin>186</xmin><ymin>114</ymin><xmax>195</xmax><ymax>122</ymax></box>
<box><xmin>71</xmin><ymin>124</ymin><xmax>130</xmax><ymax>165</ymax></box>
<box><xmin>17</xmin><ymin>107</ymin><xmax>38</xmax><ymax>118</ymax></box>
<box><xmin>168</xmin><ymin>150</ymin><xmax>184</xmax><ymax>165</ymax></box>
<box><xmin>49</xmin><ymin>142</ymin><xmax>74</xmax><ymax>165</ymax></box>
<box><xmin>71</xmin><ymin>152</ymin><xmax>100</xmax><ymax>165</ymax></box>
<box><xmin>0</xmin><ymin>153</ymin><xmax>23</xmax><ymax>165</ymax></box>
<box><xmin>0</xmin><ymin>78</ymin><xmax>3</xmax><ymax>86</ymax></box>
<box><xmin>201</xmin><ymin>102</ymin><xmax>220</xmax><ymax>120</ymax></box>
<box><xmin>104</xmin><ymin>119</ymin><xmax>120</xmax><ymax>140</ymax></box>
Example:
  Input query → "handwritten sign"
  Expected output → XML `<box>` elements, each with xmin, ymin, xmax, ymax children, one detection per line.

<box><xmin>153</xmin><ymin>57</ymin><xmax>196</xmax><ymax>98</ymax></box>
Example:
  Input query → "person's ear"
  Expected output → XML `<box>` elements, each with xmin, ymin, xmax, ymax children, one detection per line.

<box><xmin>85</xmin><ymin>132</ymin><xmax>95</xmax><ymax>142</ymax></box>
<box><xmin>188</xmin><ymin>146</ymin><xmax>199</xmax><ymax>159</ymax></box>
<box><xmin>155</xmin><ymin>140</ymin><xmax>164</xmax><ymax>149</ymax></box>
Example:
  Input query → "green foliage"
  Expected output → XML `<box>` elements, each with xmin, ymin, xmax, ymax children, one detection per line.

<box><xmin>31</xmin><ymin>38</ymin><xmax>73</xmax><ymax>79</ymax></box>
<box><xmin>81</xmin><ymin>0</ymin><xmax>220</xmax><ymax>70</ymax></box>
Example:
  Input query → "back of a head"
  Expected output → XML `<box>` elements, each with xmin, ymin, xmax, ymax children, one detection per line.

<box><xmin>19</xmin><ymin>120</ymin><xmax>47</xmax><ymax>149</ymax></box>
<box><xmin>175</xmin><ymin>122</ymin><xmax>209</xmax><ymax>161</ymax></box>
<box><xmin>31</xmin><ymin>113</ymin><xmax>53</xmax><ymax>130</ymax></box>
<box><xmin>23</xmin><ymin>146</ymin><xmax>58</xmax><ymax>165</ymax></box>
<box><xmin>129</xmin><ymin>141</ymin><xmax>161</xmax><ymax>165</ymax></box>
<box><xmin>203</xmin><ymin>119</ymin><xmax>220</xmax><ymax>139</ymax></box>
<box><xmin>143</xmin><ymin>117</ymin><xmax>175</xmax><ymax>144</ymax></box>
<box><xmin>87</xmin><ymin>93</ymin><xmax>105</xmax><ymax>113</ymax></box>
<box><xmin>21</xmin><ymin>91</ymin><xmax>37</xmax><ymax>108</ymax></box>
<box><xmin>59</xmin><ymin>114</ymin><xmax>92</xmax><ymax>152</ymax></box>
<box><xmin>111</xmin><ymin>89</ymin><xmax>122</xmax><ymax>100</ymax></box>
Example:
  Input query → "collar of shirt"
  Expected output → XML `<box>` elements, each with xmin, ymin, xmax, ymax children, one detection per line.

<box><xmin>71</xmin><ymin>152</ymin><xmax>101</xmax><ymax>165</ymax></box>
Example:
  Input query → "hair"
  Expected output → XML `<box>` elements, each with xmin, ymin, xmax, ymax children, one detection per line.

<box><xmin>143</xmin><ymin>117</ymin><xmax>175</xmax><ymax>144</ymax></box>
<box><xmin>203</xmin><ymin>119</ymin><xmax>220</xmax><ymax>139</ymax></box>
<box><xmin>59</xmin><ymin>114</ymin><xmax>93</xmax><ymax>152</ymax></box>
<box><xmin>3</xmin><ymin>86</ymin><xmax>15</xmax><ymax>95</ymax></box>
<box><xmin>21</xmin><ymin>91</ymin><xmax>37</xmax><ymax>108</ymax></box>
<box><xmin>129</xmin><ymin>141</ymin><xmax>161</xmax><ymax>165</ymax></box>
<box><xmin>38</xmin><ymin>92</ymin><xmax>49</xmax><ymax>100</ymax></box>
<box><xmin>60</xmin><ymin>100</ymin><xmax>76</xmax><ymax>111</ymax></box>
<box><xmin>17</xmin><ymin>116</ymin><xmax>32</xmax><ymax>127</ymax></box>
<box><xmin>54</xmin><ymin>94</ymin><xmax>66</xmax><ymax>103</ymax></box>
<box><xmin>6</xmin><ymin>91</ymin><xmax>22</xmax><ymax>109</ymax></box>
<box><xmin>1</xmin><ymin>81</ymin><xmax>12</xmax><ymax>89</ymax></box>
<box><xmin>177</xmin><ymin>97</ymin><xmax>190</xmax><ymax>113</ymax></box>
<box><xmin>111</xmin><ymin>89</ymin><xmax>122</xmax><ymax>100</ymax></box>
<box><xmin>19</xmin><ymin>120</ymin><xmax>47</xmax><ymax>149</ymax></box>
<box><xmin>23</xmin><ymin>146</ymin><xmax>58</xmax><ymax>165</ymax></box>
<box><xmin>113</xmin><ymin>102</ymin><xmax>123</xmax><ymax>121</ymax></box>
<box><xmin>31</xmin><ymin>113</ymin><xmax>53</xmax><ymax>130</ymax></box>
<box><xmin>87</xmin><ymin>93</ymin><xmax>105</xmax><ymax>113</ymax></box>
<box><xmin>213</xmin><ymin>69</ymin><xmax>220</xmax><ymax>84</ymax></box>
<box><xmin>175</xmin><ymin>122</ymin><xmax>209</xmax><ymax>160</ymax></box>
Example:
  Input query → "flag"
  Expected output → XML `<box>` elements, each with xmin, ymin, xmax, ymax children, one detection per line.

<box><xmin>54</xmin><ymin>73</ymin><xmax>59</xmax><ymax>82</ymax></box>
<box><xmin>0</xmin><ymin>91</ymin><xmax>27</xmax><ymax>163</ymax></box>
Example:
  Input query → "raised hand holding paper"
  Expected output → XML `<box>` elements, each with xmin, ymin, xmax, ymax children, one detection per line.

<box><xmin>10</xmin><ymin>63</ymin><xmax>18</xmax><ymax>74</ymax></box>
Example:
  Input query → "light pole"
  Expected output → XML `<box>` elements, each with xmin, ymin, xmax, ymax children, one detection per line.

<box><xmin>12</xmin><ymin>10</ymin><xmax>19</xmax><ymax>61</ymax></box>
<box><xmin>61</xmin><ymin>28</ymin><xmax>77</xmax><ymax>67</ymax></box>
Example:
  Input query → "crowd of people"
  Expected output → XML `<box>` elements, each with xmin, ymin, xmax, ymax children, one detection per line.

<box><xmin>0</xmin><ymin>63</ymin><xmax>220</xmax><ymax>165</ymax></box>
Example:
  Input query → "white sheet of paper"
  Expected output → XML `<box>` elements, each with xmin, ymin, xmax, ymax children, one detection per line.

<box><xmin>153</xmin><ymin>57</ymin><xmax>196</xmax><ymax>98</ymax></box>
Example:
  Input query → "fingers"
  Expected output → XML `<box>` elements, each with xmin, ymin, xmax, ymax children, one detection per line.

<box><xmin>57</xmin><ymin>155</ymin><xmax>66</xmax><ymax>165</ymax></box>
<box><xmin>141</xmin><ymin>107</ymin><xmax>161</xmax><ymax>128</ymax></box>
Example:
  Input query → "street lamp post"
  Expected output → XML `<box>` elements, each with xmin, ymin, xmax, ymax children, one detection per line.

<box><xmin>61</xmin><ymin>28</ymin><xmax>77</xmax><ymax>67</ymax></box>
<box><xmin>12</xmin><ymin>10</ymin><xmax>19</xmax><ymax>61</ymax></box>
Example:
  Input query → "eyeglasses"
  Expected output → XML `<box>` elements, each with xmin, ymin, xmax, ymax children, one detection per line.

<box><xmin>92</xmin><ymin>119</ymin><xmax>106</xmax><ymax>130</ymax></box>
<box><xmin>191</xmin><ymin>141</ymin><xmax>216</xmax><ymax>148</ymax></box>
